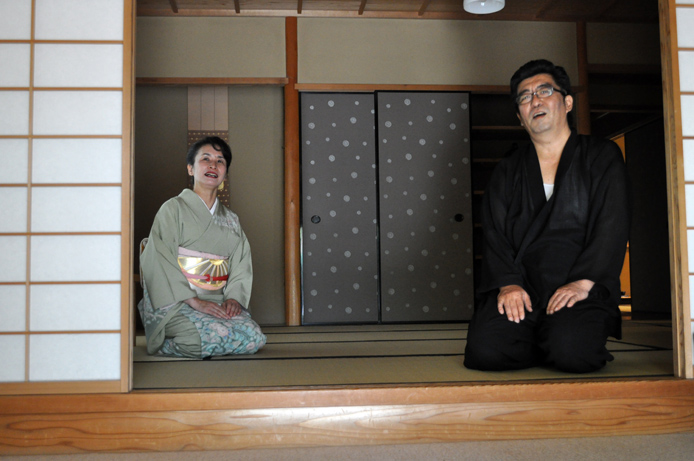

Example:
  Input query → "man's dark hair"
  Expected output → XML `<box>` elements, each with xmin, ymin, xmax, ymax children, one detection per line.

<box><xmin>510</xmin><ymin>59</ymin><xmax>572</xmax><ymax>111</ymax></box>
<box><xmin>186</xmin><ymin>136</ymin><xmax>232</xmax><ymax>167</ymax></box>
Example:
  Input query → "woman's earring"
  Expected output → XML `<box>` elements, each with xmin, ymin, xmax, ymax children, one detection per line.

<box><xmin>218</xmin><ymin>180</ymin><xmax>225</xmax><ymax>191</ymax></box>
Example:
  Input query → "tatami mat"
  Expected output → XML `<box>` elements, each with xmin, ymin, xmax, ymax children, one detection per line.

<box><xmin>132</xmin><ymin>320</ymin><xmax>673</xmax><ymax>389</ymax></box>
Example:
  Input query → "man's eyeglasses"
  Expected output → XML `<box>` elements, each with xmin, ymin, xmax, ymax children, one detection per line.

<box><xmin>516</xmin><ymin>85</ymin><xmax>567</xmax><ymax>105</ymax></box>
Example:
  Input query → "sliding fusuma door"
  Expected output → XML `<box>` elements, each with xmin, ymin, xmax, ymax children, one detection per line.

<box><xmin>301</xmin><ymin>92</ymin><xmax>473</xmax><ymax>324</ymax></box>
<box><xmin>301</xmin><ymin>93</ymin><xmax>380</xmax><ymax>324</ymax></box>
<box><xmin>377</xmin><ymin>92</ymin><xmax>473</xmax><ymax>322</ymax></box>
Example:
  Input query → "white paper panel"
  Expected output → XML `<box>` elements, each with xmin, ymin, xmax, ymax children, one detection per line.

<box><xmin>690</xmin><ymin>276</ymin><xmax>694</xmax><ymax>317</ymax></box>
<box><xmin>29</xmin><ymin>333</ymin><xmax>120</xmax><ymax>381</ymax></box>
<box><xmin>0</xmin><ymin>236</ymin><xmax>27</xmax><ymax>282</ymax></box>
<box><xmin>689</xmin><ymin>230</ymin><xmax>694</xmax><ymax>273</ymax></box>
<box><xmin>0</xmin><ymin>44</ymin><xmax>31</xmax><ymax>87</ymax></box>
<box><xmin>32</xmin><ymin>138</ymin><xmax>122</xmax><ymax>184</ymax></box>
<box><xmin>31</xmin><ymin>235</ymin><xmax>121</xmax><ymax>282</ymax></box>
<box><xmin>0</xmin><ymin>91</ymin><xmax>29</xmax><ymax>135</ymax></box>
<box><xmin>0</xmin><ymin>139</ymin><xmax>29</xmax><ymax>184</ymax></box>
<box><xmin>681</xmin><ymin>95</ymin><xmax>694</xmax><ymax>137</ymax></box>
<box><xmin>30</xmin><ymin>284</ymin><xmax>120</xmax><ymax>331</ymax></box>
<box><xmin>687</xmin><ymin>184</ymin><xmax>694</xmax><ymax>227</ymax></box>
<box><xmin>33</xmin><ymin>91</ymin><xmax>123</xmax><ymax>135</ymax></box>
<box><xmin>0</xmin><ymin>335</ymin><xmax>25</xmax><ymax>382</ymax></box>
<box><xmin>35</xmin><ymin>0</ymin><xmax>124</xmax><ymax>41</ymax></box>
<box><xmin>0</xmin><ymin>285</ymin><xmax>26</xmax><ymax>332</ymax></box>
<box><xmin>0</xmin><ymin>187</ymin><xmax>28</xmax><ymax>233</ymax></box>
<box><xmin>32</xmin><ymin>186</ymin><xmax>121</xmax><ymax>232</ymax></box>
<box><xmin>0</xmin><ymin>0</ymin><xmax>32</xmax><ymax>40</ymax></box>
<box><xmin>678</xmin><ymin>8</ymin><xmax>694</xmax><ymax>48</ymax></box>
<box><xmin>679</xmin><ymin>52</ymin><xmax>694</xmax><ymax>92</ymax></box>
<box><xmin>684</xmin><ymin>140</ymin><xmax>694</xmax><ymax>181</ymax></box>
<box><xmin>34</xmin><ymin>44</ymin><xmax>124</xmax><ymax>88</ymax></box>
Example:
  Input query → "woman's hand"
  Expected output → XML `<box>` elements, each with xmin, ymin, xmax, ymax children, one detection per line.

<box><xmin>221</xmin><ymin>299</ymin><xmax>244</xmax><ymax>317</ymax></box>
<box><xmin>497</xmin><ymin>285</ymin><xmax>532</xmax><ymax>323</ymax></box>
<box><xmin>185</xmin><ymin>297</ymin><xmax>232</xmax><ymax>319</ymax></box>
<box><xmin>546</xmin><ymin>279</ymin><xmax>594</xmax><ymax>314</ymax></box>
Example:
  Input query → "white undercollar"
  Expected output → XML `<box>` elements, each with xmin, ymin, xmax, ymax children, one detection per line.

<box><xmin>197</xmin><ymin>194</ymin><xmax>218</xmax><ymax>214</ymax></box>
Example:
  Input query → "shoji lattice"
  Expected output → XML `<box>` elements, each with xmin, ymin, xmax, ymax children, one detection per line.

<box><xmin>0</xmin><ymin>0</ymin><xmax>132</xmax><ymax>393</ymax></box>
<box><xmin>676</xmin><ymin>1</ymin><xmax>694</xmax><ymax>367</ymax></box>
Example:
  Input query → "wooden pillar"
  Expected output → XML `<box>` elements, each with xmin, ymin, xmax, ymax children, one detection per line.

<box><xmin>658</xmin><ymin>0</ymin><xmax>693</xmax><ymax>378</ymax></box>
<box><xmin>576</xmin><ymin>21</ymin><xmax>591</xmax><ymax>135</ymax></box>
<box><xmin>284</xmin><ymin>17</ymin><xmax>301</xmax><ymax>326</ymax></box>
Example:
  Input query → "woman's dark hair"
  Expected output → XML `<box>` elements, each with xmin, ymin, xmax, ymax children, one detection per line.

<box><xmin>510</xmin><ymin>59</ymin><xmax>572</xmax><ymax>111</ymax></box>
<box><xmin>186</xmin><ymin>136</ymin><xmax>232</xmax><ymax>167</ymax></box>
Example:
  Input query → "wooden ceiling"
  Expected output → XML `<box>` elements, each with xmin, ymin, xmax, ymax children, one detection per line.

<box><xmin>137</xmin><ymin>0</ymin><xmax>658</xmax><ymax>23</ymax></box>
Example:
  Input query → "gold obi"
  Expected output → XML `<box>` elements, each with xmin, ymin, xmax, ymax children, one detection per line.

<box><xmin>177</xmin><ymin>247</ymin><xmax>229</xmax><ymax>291</ymax></box>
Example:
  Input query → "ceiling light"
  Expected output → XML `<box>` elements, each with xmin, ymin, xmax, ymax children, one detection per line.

<box><xmin>464</xmin><ymin>0</ymin><xmax>505</xmax><ymax>15</ymax></box>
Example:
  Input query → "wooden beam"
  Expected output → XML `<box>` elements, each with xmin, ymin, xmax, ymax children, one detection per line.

<box><xmin>359</xmin><ymin>0</ymin><xmax>367</xmax><ymax>16</ymax></box>
<box><xmin>295</xmin><ymin>83</ymin><xmax>511</xmax><ymax>93</ymax></box>
<box><xmin>587</xmin><ymin>64</ymin><xmax>662</xmax><ymax>75</ymax></box>
<box><xmin>284</xmin><ymin>17</ymin><xmax>301</xmax><ymax>326</ymax></box>
<box><xmin>596</xmin><ymin>0</ymin><xmax>622</xmax><ymax>18</ymax></box>
<box><xmin>234</xmin><ymin>0</ymin><xmax>240</xmax><ymax>14</ymax></box>
<box><xmin>419</xmin><ymin>0</ymin><xmax>431</xmax><ymax>16</ymax></box>
<box><xmin>136</xmin><ymin>77</ymin><xmax>289</xmax><ymax>86</ymax></box>
<box><xmin>168</xmin><ymin>0</ymin><xmax>178</xmax><ymax>14</ymax></box>
<box><xmin>298</xmin><ymin>0</ymin><xmax>303</xmax><ymax>14</ymax></box>
<box><xmin>535</xmin><ymin>0</ymin><xmax>558</xmax><ymax>19</ymax></box>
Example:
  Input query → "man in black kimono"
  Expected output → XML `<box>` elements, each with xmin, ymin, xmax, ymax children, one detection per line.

<box><xmin>464</xmin><ymin>59</ymin><xmax>630</xmax><ymax>373</ymax></box>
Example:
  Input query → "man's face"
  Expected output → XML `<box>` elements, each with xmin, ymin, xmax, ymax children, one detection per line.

<box><xmin>516</xmin><ymin>73</ymin><xmax>573</xmax><ymax>138</ymax></box>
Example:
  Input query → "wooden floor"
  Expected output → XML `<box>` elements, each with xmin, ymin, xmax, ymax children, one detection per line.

<box><xmin>3</xmin><ymin>319</ymin><xmax>692</xmax><ymax>456</ymax></box>
<box><xmin>133</xmin><ymin>319</ymin><xmax>674</xmax><ymax>389</ymax></box>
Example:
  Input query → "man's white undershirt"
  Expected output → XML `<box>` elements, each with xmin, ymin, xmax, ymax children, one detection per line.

<box><xmin>543</xmin><ymin>183</ymin><xmax>554</xmax><ymax>201</ymax></box>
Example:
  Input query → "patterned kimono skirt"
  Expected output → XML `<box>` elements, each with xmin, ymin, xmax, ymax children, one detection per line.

<box><xmin>138</xmin><ymin>286</ymin><xmax>266</xmax><ymax>359</ymax></box>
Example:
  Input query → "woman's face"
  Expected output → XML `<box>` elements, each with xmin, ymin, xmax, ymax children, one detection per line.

<box><xmin>187</xmin><ymin>144</ymin><xmax>228</xmax><ymax>190</ymax></box>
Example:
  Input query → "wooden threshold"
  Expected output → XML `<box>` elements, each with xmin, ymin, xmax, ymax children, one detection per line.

<box><xmin>1</xmin><ymin>378</ymin><xmax>693</xmax><ymax>454</ymax></box>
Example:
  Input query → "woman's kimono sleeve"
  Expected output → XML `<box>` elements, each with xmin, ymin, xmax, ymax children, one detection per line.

<box><xmin>223</xmin><ymin>228</ymin><xmax>253</xmax><ymax>311</ymax></box>
<box><xmin>141</xmin><ymin>199</ymin><xmax>197</xmax><ymax>309</ymax></box>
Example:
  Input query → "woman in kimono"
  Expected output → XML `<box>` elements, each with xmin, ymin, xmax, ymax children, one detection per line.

<box><xmin>138</xmin><ymin>136</ymin><xmax>266</xmax><ymax>358</ymax></box>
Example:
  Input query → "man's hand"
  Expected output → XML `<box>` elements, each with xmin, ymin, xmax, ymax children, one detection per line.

<box><xmin>185</xmin><ymin>297</ymin><xmax>232</xmax><ymax>320</ymax></box>
<box><xmin>546</xmin><ymin>279</ymin><xmax>594</xmax><ymax>314</ymax></box>
<box><xmin>497</xmin><ymin>285</ymin><xmax>533</xmax><ymax>323</ymax></box>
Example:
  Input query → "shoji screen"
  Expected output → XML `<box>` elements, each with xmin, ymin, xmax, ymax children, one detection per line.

<box><xmin>0</xmin><ymin>0</ymin><xmax>132</xmax><ymax>394</ymax></box>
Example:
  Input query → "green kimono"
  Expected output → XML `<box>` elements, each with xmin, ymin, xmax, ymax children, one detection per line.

<box><xmin>138</xmin><ymin>188</ymin><xmax>265</xmax><ymax>357</ymax></box>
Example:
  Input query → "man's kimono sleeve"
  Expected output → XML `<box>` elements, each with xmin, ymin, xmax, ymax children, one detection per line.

<box><xmin>223</xmin><ymin>229</ymin><xmax>253</xmax><ymax>311</ymax></box>
<box><xmin>479</xmin><ymin>158</ymin><xmax>526</xmax><ymax>293</ymax></box>
<box><xmin>567</xmin><ymin>141</ymin><xmax>630</xmax><ymax>302</ymax></box>
<box><xmin>141</xmin><ymin>200</ymin><xmax>197</xmax><ymax>309</ymax></box>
